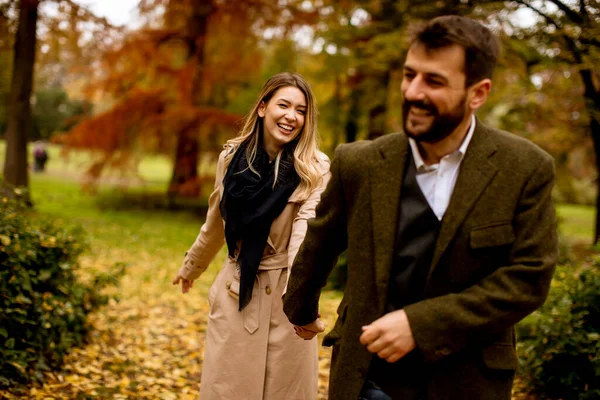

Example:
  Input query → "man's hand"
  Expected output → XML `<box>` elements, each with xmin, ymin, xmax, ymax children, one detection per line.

<box><xmin>359</xmin><ymin>309</ymin><xmax>416</xmax><ymax>363</ymax></box>
<box><xmin>172</xmin><ymin>273</ymin><xmax>194</xmax><ymax>294</ymax></box>
<box><xmin>293</xmin><ymin>315</ymin><xmax>325</xmax><ymax>340</ymax></box>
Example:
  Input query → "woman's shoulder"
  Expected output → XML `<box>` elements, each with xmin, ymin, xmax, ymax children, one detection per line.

<box><xmin>214</xmin><ymin>144</ymin><xmax>237</xmax><ymax>179</ymax></box>
<box><xmin>221</xmin><ymin>143</ymin><xmax>237</xmax><ymax>158</ymax></box>
<box><xmin>313</xmin><ymin>150</ymin><xmax>331</xmax><ymax>175</ymax></box>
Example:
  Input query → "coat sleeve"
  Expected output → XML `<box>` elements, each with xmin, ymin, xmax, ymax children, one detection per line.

<box><xmin>177</xmin><ymin>150</ymin><xmax>227</xmax><ymax>281</ymax></box>
<box><xmin>283</xmin><ymin>159</ymin><xmax>331</xmax><ymax>295</ymax></box>
<box><xmin>283</xmin><ymin>146</ymin><xmax>349</xmax><ymax>326</ymax></box>
<box><xmin>404</xmin><ymin>154</ymin><xmax>558</xmax><ymax>363</ymax></box>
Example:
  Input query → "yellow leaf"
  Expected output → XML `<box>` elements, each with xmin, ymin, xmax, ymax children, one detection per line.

<box><xmin>40</xmin><ymin>237</ymin><xmax>57</xmax><ymax>248</ymax></box>
<box><xmin>0</xmin><ymin>234</ymin><xmax>11</xmax><ymax>246</ymax></box>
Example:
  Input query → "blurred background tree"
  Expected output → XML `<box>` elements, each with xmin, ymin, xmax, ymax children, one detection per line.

<box><xmin>0</xmin><ymin>0</ymin><xmax>597</xmax><ymax>242</ymax></box>
<box><xmin>0</xmin><ymin>0</ymin><xmax>116</xmax><ymax>201</ymax></box>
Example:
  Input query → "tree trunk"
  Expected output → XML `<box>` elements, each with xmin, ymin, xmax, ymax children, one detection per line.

<box><xmin>367</xmin><ymin>71</ymin><xmax>391</xmax><ymax>140</ymax></box>
<box><xmin>579</xmin><ymin>69</ymin><xmax>600</xmax><ymax>244</ymax></box>
<box><xmin>168</xmin><ymin>129</ymin><xmax>200</xmax><ymax>200</ymax></box>
<box><xmin>168</xmin><ymin>0</ymin><xmax>213</xmax><ymax>200</ymax></box>
<box><xmin>2</xmin><ymin>0</ymin><xmax>38</xmax><ymax>203</ymax></box>
<box><xmin>591</xmin><ymin>117</ymin><xmax>600</xmax><ymax>245</ymax></box>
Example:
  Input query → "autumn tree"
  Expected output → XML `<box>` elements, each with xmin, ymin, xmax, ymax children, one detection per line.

<box><xmin>60</xmin><ymin>0</ymin><xmax>318</xmax><ymax>200</ymax></box>
<box><xmin>482</xmin><ymin>0</ymin><xmax>600</xmax><ymax>243</ymax></box>
<box><xmin>1</xmin><ymin>0</ymin><xmax>115</xmax><ymax>202</ymax></box>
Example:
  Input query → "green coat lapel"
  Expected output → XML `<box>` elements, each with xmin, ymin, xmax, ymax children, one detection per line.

<box><xmin>369</xmin><ymin>133</ymin><xmax>408</xmax><ymax>312</ymax></box>
<box><xmin>427</xmin><ymin>121</ymin><xmax>499</xmax><ymax>282</ymax></box>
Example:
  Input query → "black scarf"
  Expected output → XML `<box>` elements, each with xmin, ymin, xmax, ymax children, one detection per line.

<box><xmin>220</xmin><ymin>142</ymin><xmax>300</xmax><ymax>310</ymax></box>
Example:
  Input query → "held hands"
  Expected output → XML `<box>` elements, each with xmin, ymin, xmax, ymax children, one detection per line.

<box><xmin>293</xmin><ymin>314</ymin><xmax>325</xmax><ymax>340</ymax></box>
<box><xmin>172</xmin><ymin>273</ymin><xmax>195</xmax><ymax>294</ymax></box>
<box><xmin>360</xmin><ymin>309</ymin><xmax>416</xmax><ymax>363</ymax></box>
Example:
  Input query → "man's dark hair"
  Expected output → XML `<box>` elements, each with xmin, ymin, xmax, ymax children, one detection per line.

<box><xmin>410</xmin><ymin>15</ymin><xmax>500</xmax><ymax>87</ymax></box>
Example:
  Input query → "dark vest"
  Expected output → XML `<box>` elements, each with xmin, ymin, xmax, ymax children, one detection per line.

<box><xmin>386</xmin><ymin>148</ymin><xmax>441</xmax><ymax>311</ymax></box>
<box><xmin>368</xmin><ymin>148</ymin><xmax>441</xmax><ymax>398</ymax></box>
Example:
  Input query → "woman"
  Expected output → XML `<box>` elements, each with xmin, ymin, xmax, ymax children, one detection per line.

<box><xmin>172</xmin><ymin>72</ymin><xmax>330</xmax><ymax>400</ymax></box>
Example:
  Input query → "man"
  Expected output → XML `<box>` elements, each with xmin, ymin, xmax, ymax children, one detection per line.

<box><xmin>283</xmin><ymin>15</ymin><xmax>557</xmax><ymax>400</ymax></box>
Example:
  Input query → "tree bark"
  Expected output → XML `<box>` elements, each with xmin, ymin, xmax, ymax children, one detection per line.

<box><xmin>579</xmin><ymin>69</ymin><xmax>600</xmax><ymax>244</ymax></box>
<box><xmin>2</xmin><ymin>0</ymin><xmax>38</xmax><ymax>203</ymax></box>
<box><xmin>167</xmin><ymin>0</ymin><xmax>213</xmax><ymax>201</ymax></box>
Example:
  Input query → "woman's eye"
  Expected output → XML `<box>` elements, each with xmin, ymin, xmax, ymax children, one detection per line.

<box><xmin>297</xmin><ymin>109</ymin><xmax>306</xmax><ymax>115</ymax></box>
<box><xmin>278</xmin><ymin>104</ymin><xmax>287</xmax><ymax>109</ymax></box>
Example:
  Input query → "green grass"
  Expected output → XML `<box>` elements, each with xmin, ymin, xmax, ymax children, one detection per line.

<box><xmin>0</xmin><ymin>140</ymin><xmax>173</xmax><ymax>187</ymax></box>
<box><xmin>27</xmin><ymin>173</ymin><xmax>223</xmax><ymax>302</ymax></box>
<box><xmin>556</xmin><ymin>203</ymin><xmax>595</xmax><ymax>245</ymax></box>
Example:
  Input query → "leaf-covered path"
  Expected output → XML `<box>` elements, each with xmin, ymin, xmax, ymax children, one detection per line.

<box><xmin>3</xmin><ymin>265</ymin><xmax>339</xmax><ymax>399</ymax></box>
<box><xmin>1</xmin><ymin>245</ymin><xmax>338</xmax><ymax>399</ymax></box>
<box><xmin>0</xmin><ymin>176</ymin><xmax>340</xmax><ymax>399</ymax></box>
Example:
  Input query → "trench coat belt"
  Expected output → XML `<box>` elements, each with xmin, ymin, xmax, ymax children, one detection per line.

<box><xmin>226</xmin><ymin>250</ymin><xmax>289</xmax><ymax>270</ymax></box>
<box><xmin>228</xmin><ymin>251</ymin><xmax>288</xmax><ymax>334</ymax></box>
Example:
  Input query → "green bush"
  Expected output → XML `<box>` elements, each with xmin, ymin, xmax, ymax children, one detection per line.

<box><xmin>516</xmin><ymin>261</ymin><xmax>600</xmax><ymax>399</ymax></box>
<box><xmin>0</xmin><ymin>190</ymin><xmax>124</xmax><ymax>388</ymax></box>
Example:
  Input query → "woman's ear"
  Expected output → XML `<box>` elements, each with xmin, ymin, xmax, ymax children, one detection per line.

<box><xmin>258</xmin><ymin>101</ymin><xmax>266</xmax><ymax>118</ymax></box>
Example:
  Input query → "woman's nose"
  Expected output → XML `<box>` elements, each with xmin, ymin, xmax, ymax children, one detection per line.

<box><xmin>284</xmin><ymin>109</ymin><xmax>296</xmax><ymax>121</ymax></box>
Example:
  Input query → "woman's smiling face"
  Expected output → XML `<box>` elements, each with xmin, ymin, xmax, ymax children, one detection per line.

<box><xmin>258</xmin><ymin>86</ymin><xmax>307</xmax><ymax>158</ymax></box>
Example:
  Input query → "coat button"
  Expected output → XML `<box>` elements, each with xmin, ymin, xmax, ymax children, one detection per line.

<box><xmin>226</xmin><ymin>281</ymin><xmax>231</xmax><ymax>289</ymax></box>
<box><xmin>265</xmin><ymin>286</ymin><xmax>272</xmax><ymax>295</ymax></box>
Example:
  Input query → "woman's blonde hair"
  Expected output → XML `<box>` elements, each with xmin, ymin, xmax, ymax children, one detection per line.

<box><xmin>225</xmin><ymin>72</ymin><xmax>321</xmax><ymax>200</ymax></box>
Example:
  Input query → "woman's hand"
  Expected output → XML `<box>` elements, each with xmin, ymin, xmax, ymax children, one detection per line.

<box><xmin>172</xmin><ymin>273</ymin><xmax>195</xmax><ymax>294</ymax></box>
<box><xmin>293</xmin><ymin>313</ymin><xmax>325</xmax><ymax>340</ymax></box>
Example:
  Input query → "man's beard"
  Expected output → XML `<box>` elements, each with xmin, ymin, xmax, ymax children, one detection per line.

<box><xmin>402</xmin><ymin>98</ymin><xmax>466</xmax><ymax>143</ymax></box>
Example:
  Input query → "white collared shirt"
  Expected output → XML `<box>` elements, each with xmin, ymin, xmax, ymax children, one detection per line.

<box><xmin>408</xmin><ymin>115</ymin><xmax>476</xmax><ymax>220</ymax></box>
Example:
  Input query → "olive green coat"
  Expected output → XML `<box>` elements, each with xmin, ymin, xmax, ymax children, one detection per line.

<box><xmin>283</xmin><ymin>121</ymin><xmax>558</xmax><ymax>400</ymax></box>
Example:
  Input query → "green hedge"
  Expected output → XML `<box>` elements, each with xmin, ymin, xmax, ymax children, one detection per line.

<box><xmin>517</xmin><ymin>260</ymin><xmax>600</xmax><ymax>399</ymax></box>
<box><xmin>0</xmin><ymin>190</ymin><xmax>124</xmax><ymax>388</ymax></box>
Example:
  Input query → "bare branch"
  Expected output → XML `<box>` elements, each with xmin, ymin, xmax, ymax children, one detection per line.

<box><xmin>546</xmin><ymin>0</ymin><xmax>583</xmax><ymax>24</ymax></box>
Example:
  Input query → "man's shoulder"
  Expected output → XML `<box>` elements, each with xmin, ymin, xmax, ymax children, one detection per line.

<box><xmin>485</xmin><ymin>125</ymin><xmax>553</xmax><ymax>165</ymax></box>
<box><xmin>336</xmin><ymin>132</ymin><xmax>405</xmax><ymax>159</ymax></box>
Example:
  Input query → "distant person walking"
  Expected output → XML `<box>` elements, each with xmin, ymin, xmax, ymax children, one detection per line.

<box><xmin>172</xmin><ymin>72</ymin><xmax>329</xmax><ymax>399</ymax></box>
<box><xmin>284</xmin><ymin>15</ymin><xmax>558</xmax><ymax>400</ymax></box>
<box><xmin>33</xmin><ymin>141</ymin><xmax>49</xmax><ymax>173</ymax></box>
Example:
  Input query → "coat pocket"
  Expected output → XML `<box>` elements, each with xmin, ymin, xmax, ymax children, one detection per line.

<box><xmin>470</xmin><ymin>223</ymin><xmax>515</xmax><ymax>249</ymax></box>
<box><xmin>323</xmin><ymin>301</ymin><xmax>348</xmax><ymax>347</ymax></box>
<box><xmin>482</xmin><ymin>343</ymin><xmax>518</xmax><ymax>370</ymax></box>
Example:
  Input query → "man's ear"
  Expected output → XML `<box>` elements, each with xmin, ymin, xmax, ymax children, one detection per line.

<box><xmin>468</xmin><ymin>79</ymin><xmax>491</xmax><ymax>111</ymax></box>
<box><xmin>258</xmin><ymin>101</ymin><xmax>266</xmax><ymax>118</ymax></box>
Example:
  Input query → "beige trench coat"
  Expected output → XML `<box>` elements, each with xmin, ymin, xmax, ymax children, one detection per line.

<box><xmin>178</xmin><ymin>147</ymin><xmax>331</xmax><ymax>400</ymax></box>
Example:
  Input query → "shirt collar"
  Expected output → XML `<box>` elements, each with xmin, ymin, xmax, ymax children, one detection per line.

<box><xmin>408</xmin><ymin>114</ymin><xmax>476</xmax><ymax>171</ymax></box>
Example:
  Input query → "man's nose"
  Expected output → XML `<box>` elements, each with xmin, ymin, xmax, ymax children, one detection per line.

<box><xmin>404</xmin><ymin>77</ymin><xmax>426</xmax><ymax>101</ymax></box>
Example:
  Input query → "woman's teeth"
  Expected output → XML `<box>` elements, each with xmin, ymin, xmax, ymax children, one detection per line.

<box><xmin>278</xmin><ymin>123</ymin><xmax>294</xmax><ymax>132</ymax></box>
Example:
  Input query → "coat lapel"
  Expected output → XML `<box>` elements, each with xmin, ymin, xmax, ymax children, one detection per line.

<box><xmin>427</xmin><ymin>122</ymin><xmax>498</xmax><ymax>282</ymax></box>
<box><xmin>370</xmin><ymin>133</ymin><xmax>408</xmax><ymax>312</ymax></box>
